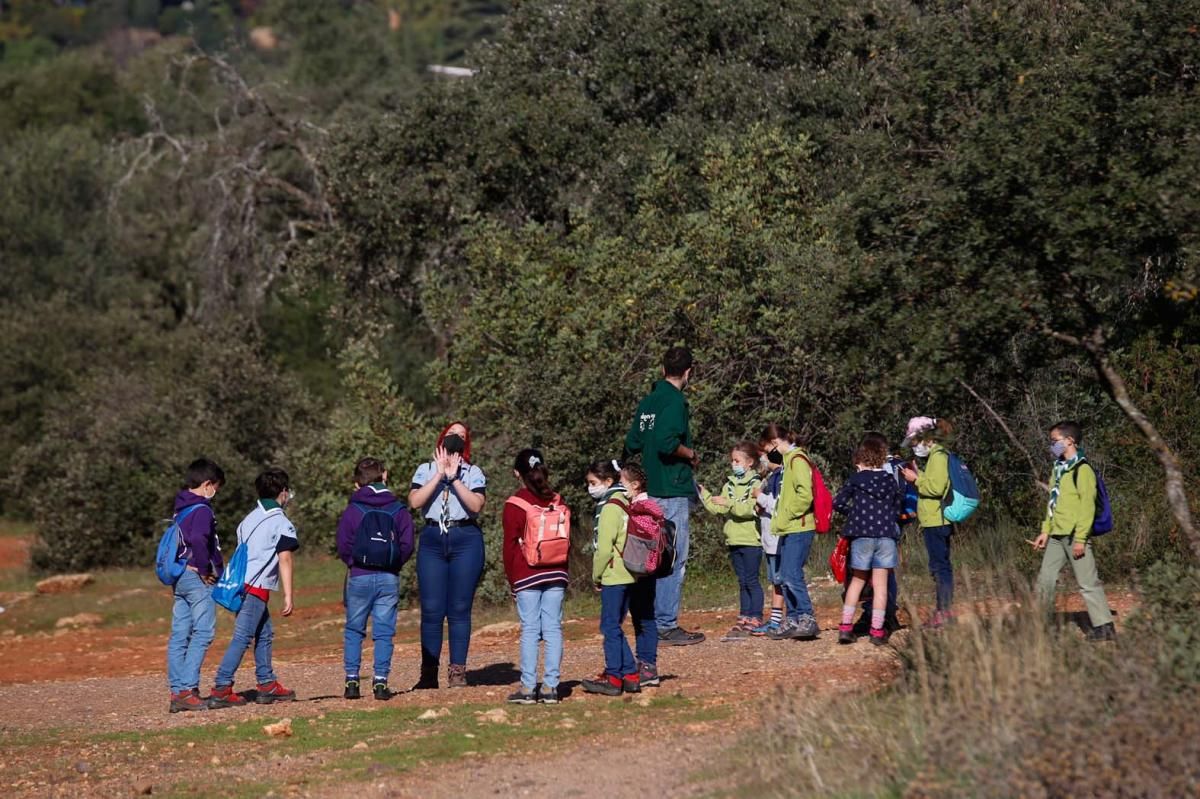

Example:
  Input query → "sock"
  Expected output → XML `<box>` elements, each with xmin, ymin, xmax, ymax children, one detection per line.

<box><xmin>871</xmin><ymin>609</ymin><xmax>886</xmax><ymax>630</ymax></box>
<box><xmin>770</xmin><ymin>607</ymin><xmax>783</xmax><ymax>624</ymax></box>
<box><xmin>841</xmin><ymin>605</ymin><xmax>856</xmax><ymax>626</ymax></box>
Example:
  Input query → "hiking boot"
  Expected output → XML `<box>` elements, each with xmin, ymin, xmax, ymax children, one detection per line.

<box><xmin>869</xmin><ymin>628</ymin><xmax>890</xmax><ymax>647</ymax></box>
<box><xmin>581</xmin><ymin>674</ymin><xmax>623</xmax><ymax>697</ymax></box>
<box><xmin>169</xmin><ymin>689</ymin><xmax>208</xmax><ymax>713</ymax></box>
<box><xmin>750</xmin><ymin>620</ymin><xmax>781</xmax><ymax>637</ymax></box>
<box><xmin>1086</xmin><ymin>622</ymin><xmax>1117</xmax><ymax>642</ymax></box>
<box><xmin>207</xmin><ymin>685</ymin><xmax>247</xmax><ymax>710</ymax></box>
<box><xmin>372</xmin><ymin>680</ymin><xmax>392</xmax><ymax>701</ymax></box>
<box><xmin>507</xmin><ymin>687</ymin><xmax>538</xmax><ymax>704</ymax></box>
<box><xmin>413</xmin><ymin>663</ymin><xmax>438</xmax><ymax>690</ymax></box>
<box><xmin>622</xmin><ymin>673</ymin><xmax>641</xmax><ymax>693</ymax></box>
<box><xmin>344</xmin><ymin>679</ymin><xmax>361</xmax><ymax>700</ymax></box>
<box><xmin>255</xmin><ymin>681</ymin><xmax>296</xmax><ymax>704</ymax></box>
<box><xmin>658</xmin><ymin>626</ymin><xmax>706</xmax><ymax>646</ymax></box>
<box><xmin>767</xmin><ymin>619</ymin><xmax>802</xmax><ymax>640</ymax></box>
<box><xmin>447</xmin><ymin>664</ymin><xmax>468</xmax><ymax>689</ymax></box>
<box><xmin>539</xmin><ymin>685</ymin><xmax>560</xmax><ymax>704</ymax></box>
<box><xmin>794</xmin><ymin>614</ymin><xmax>820</xmax><ymax>639</ymax></box>
<box><xmin>638</xmin><ymin>661</ymin><xmax>660</xmax><ymax>687</ymax></box>
<box><xmin>720</xmin><ymin>621</ymin><xmax>753</xmax><ymax>642</ymax></box>
<box><xmin>838</xmin><ymin>623</ymin><xmax>855</xmax><ymax>645</ymax></box>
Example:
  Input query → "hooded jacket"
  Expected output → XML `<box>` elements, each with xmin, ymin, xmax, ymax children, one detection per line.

<box><xmin>833</xmin><ymin>468</ymin><xmax>903</xmax><ymax>540</ymax></box>
<box><xmin>624</xmin><ymin>380</ymin><xmax>694</xmax><ymax>499</ymax></box>
<box><xmin>173</xmin><ymin>490</ymin><xmax>223</xmax><ymax>577</ymax></box>
<box><xmin>700</xmin><ymin>471</ymin><xmax>762</xmax><ymax>547</ymax></box>
<box><xmin>335</xmin><ymin>483</ymin><xmax>415</xmax><ymax>577</ymax></box>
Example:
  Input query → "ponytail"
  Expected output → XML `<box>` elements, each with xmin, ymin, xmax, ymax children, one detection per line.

<box><xmin>514</xmin><ymin>448</ymin><xmax>556</xmax><ymax>502</ymax></box>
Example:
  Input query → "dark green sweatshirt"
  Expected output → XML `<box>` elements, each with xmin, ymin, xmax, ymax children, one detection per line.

<box><xmin>624</xmin><ymin>380</ymin><xmax>695</xmax><ymax>498</ymax></box>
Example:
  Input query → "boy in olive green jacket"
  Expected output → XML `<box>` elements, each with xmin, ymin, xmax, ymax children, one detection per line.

<box><xmin>1032</xmin><ymin>421</ymin><xmax>1115</xmax><ymax>641</ymax></box>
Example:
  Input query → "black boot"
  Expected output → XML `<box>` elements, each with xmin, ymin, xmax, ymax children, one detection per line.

<box><xmin>413</xmin><ymin>655</ymin><xmax>439</xmax><ymax>690</ymax></box>
<box><xmin>1086</xmin><ymin>622</ymin><xmax>1116</xmax><ymax>642</ymax></box>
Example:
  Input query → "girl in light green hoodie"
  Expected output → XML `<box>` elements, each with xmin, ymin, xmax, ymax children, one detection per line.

<box><xmin>699</xmin><ymin>441</ymin><xmax>764</xmax><ymax>641</ymax></box>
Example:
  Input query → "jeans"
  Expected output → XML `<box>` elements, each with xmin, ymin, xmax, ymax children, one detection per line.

<box><xmin>1036</xmin><ymin>537</ymin><xmax>1113</xmax><ymax>627</ymax></box>
<box><xmin>778</xmin><ymin>531</ymin><xmax>815</xmax><ymax>621</ymax></box>
<box><xmin>599</xmin><ymin>581</ymin><xmax>657</xmax><ymax>678</ymax></box>
<box><xmin>923</xmin><ymin>525</ymin><xmax>954</xmax><ymax>611</ymax></box>
<box><xmin>765</xmin><ymin>552</ymin><xmax>782</xmax><ymax>586</ymax></box>
<box><xmin>344</xmin><ymin>571</ymin><xmax>401</xmax><ymax>680</ymax></box>
<box><xmin>728</xmin><ymin>545</ymin><xmax>764</xmax><ymax>619</ymax></box>
<box><xmin>214</xmin><ymin>593</ymin><xmax>275</xmax><ymax>687</ymax></box>
<box><xmin>416</xmin><ymin>524</ymin><xmax>484</xmax><ymax>668</ymax></box>
<box><xmin>166</xmin><ymin>570</ymin><xmax>215</xmax><ymax>693</ymax></box>
<box><xmin>653</xmin><ymin>495</ymin><xmax>693</xmax><ymax>631</ymax></box>
<box><xmin>515</xmin><ymin>586</ymin><xmax>565</xmax><ymax>690</ymax></box>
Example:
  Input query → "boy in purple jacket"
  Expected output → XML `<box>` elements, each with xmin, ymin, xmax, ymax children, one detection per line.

<box><xmin>336</xmin><ymin>457</ymin><xmax>414</xmax><ymax>700</ymax></box>
<box><xmin>167</xmin><ymin>458</ymin><xmax>225</xmax><ymax>713</ymax></box>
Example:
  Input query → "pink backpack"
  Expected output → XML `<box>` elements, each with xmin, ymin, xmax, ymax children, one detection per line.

<box><xmin>505</xmin><ymin>494</ymin><xmax>571</xmax><ymax>567</ymax></box>
<box><xmin>612</xmin><ymin>496</ymin><xmax>675</xmax><ymax>578</ymax></box>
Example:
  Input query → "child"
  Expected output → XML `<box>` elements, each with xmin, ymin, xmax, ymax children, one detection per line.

<box><xmin>847</xmin><ymin>432</ymin><xmax>908</xmax><ymax>634</ymax></box>
<box><xmin>586</xmin><ymin>459</ymin><xmax>624</xmax><ymax>543</ymax></box>
<box><xmin>582</xmin><ymin>463</ymin><xmax>659</xmax><ymax>696</ymax></box>
<box><xmin>503</xmin><ymin>449</ymin><xmax>570</xmax><ymax>704</ymax></box>
<box><xmin>698</xmin><ymin>441</ymin><xmax>764</xmax><ymax>641</ymax></box>
<box><xmin>1032</xmin><ymin>421</ymin><xmax>1116</xmax><ymax>641</ymax></box>
<box><xmin>752</xmin><ymin>436</ymin><xmax>786</xmax><ymax>636</ymax></box>
<box><xmin>208</xmin><ymin>468</ymin><xmax>299</xmax><ymax>708</ymax></box>
<box><xmin>900</xmin><ymin>417</ymin><xmax>955</xmax><ymax>627</ymax></box>
<box><xmin>167</xmin><ymin>458</ymin><xmax>225</xmax><ymax>713</ymax></box>
<box><xmin>336</xmin><ymin>457</ymin><xmax>414</xmax><ymax>701</ymax></box>
<box><xmin>761</xmin><ymin>425</ymin><xmax>821</xmax><ymax>641</ymax></box>
<box><xmin>834</xmin><ymin>436</ymin><xmax>903</xmax><ymax>645</ymax></box>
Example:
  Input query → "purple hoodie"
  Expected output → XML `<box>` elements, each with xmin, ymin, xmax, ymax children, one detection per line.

<box><xmin>173</xmin><ymin>490</ymin><xmax>224</xmax><ymax>576</ymax></box>
<box><xmin>336</xmin><ymin>483</ymin><xmax>415</xmax><ymax>577</ymax></box>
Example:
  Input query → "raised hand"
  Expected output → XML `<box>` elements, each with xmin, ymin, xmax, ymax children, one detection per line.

<box><xmin>445</xmin><ymin>451</ymin><xmax>462</xmax><ymax>479</ymax></box>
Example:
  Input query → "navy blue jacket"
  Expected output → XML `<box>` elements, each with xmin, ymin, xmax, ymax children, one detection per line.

<box><xmin>833</xmin><ymin>469</ymin><xmax>902</xmax><ymax>539</ymax></box>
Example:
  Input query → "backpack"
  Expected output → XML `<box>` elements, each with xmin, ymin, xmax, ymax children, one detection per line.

<box><xmin>351</xmin><ymin>501</ymin><xmax>410</xmax><ymax>571</ymax></box>
<box><xmin>154</xmin><ymin>505</ymin><xmax>202</xmax><ymax>586</ymax></box>
<box><xmin>788</xmin><ymin>452</ymin><xmax>834</xmax><ymax>533</ymax></box>
<box><xmin>613</xmin><ymin>497</ymin><xmax>676</xmax><ymax>578</ymax></box>
<box><xmin>941</xmin><ymin>451</ymin><xmax>981</xmax><ymax>523</ymax></box>
<box><xmin>213</xmin><ymin>516</ymin><xmax>276</xmax><ymax>614</ymax></box>
<box><xmin>1072</xmin><ymin>460</ymin><xmax>1114</xmax><ymax>536</ymax></box>
<box><xmin>887</xmin><ymin>457</ymin><xmax>920</xmax><ymax>525</ymax></box>
<box><xmin>505</xmin><ymin>494</ymin><xmax>571</xmax><ymax>568</ymax></box>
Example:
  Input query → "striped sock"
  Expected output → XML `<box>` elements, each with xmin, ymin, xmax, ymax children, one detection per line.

<box><xmin>841</xmin><ymin>605</ymin><xmax>856</xmax><ymax>626</ymax></box>
<box><xmin>871</xmin><ymin>609</ymin><xmax>886</xmax><ymax>630</ymax></box>
<box><xmin>770</xmin><ymin>607</ymin><xmax>783</xmax><ymax>625</ymax></box>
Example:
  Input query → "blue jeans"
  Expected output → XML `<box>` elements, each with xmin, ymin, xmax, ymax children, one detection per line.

<box><xmin>417</xmin><ymin>524</ymin><xmax>484</xmax><ymax>667</ymax></box>
<box><xmin>515</xmin><ymin>586</ymin><xmax>565</xmax><ymax>691</ymax></box>
<box><xmin>728</xmin><ymin>545</ymin><xmax>764</xmax><ymax>620</ymax></box>
<box><xmin>599</xmin><ymin>581</ymin><xmax>657</xmax><ymax>678</ymax></box>
<box><xmin>778</xmin><ymin>531</ymin><xmax>815</xmax><ymax>621</ymax></box>
<box><xmin>923</xmin><ymin>525</ymin><xmax>954</xmax><ymax>611</ymax></box>
<box><xmin>167</xmin><ymin>570</ymin><xmax>215</xmax><ymax>693</ymax></box>
<box><xmin>653</xmin><ymin>495</ymin><xmax>693</xmax><ymax>631</ymax></box>
<box><xmin>214</xmin><ymin>593</ymin><xmax>275</xmax><ymax>687</ymax></box>
<box><xmin>344</xmin><ymin>571</ymin><xmax>400</xmax><ymax>680</ymax></box>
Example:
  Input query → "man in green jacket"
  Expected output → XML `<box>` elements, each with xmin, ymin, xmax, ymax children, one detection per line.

<box><xmin>1032</xmin><ymin>420</ymin><xmax>1116</xmax><ymax>641</ymax></box>
<box><xmin>624</xmin><ymin>346</ymin><xmax>705</xmax><ymax>645</ymax></box>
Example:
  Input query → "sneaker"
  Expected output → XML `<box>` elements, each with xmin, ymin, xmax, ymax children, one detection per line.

<box><xmin>581</xmin><ymin>674</ymin><xmax>623</xmax><ymax>697</ymax></box>
<box><xmin>638</xmin><ymin>661</ymin><xmax>660</xmax><ymax>688</ymax></box>
<box><xmin>767</xmin><ymin>619</ymin><xmax>802</xmax><ymax>640</ymax></box>
<box><xmin>207</xmin><ymin>685</ymin><xmax>246</xmax><ymax>710</ymax></box>
<box><xmin>344</xmin><ymin>679</ymin><xmax>361</xmax><ymax>700</ymax></box>
<box><xmin>538</xmin><ymin>685</ymin><xmax>560</xmax><ymax>704</ymax></box>
<box><xmin>658</xmin><ymin>626</ymin><xmax>706</xmax><ymax>646</ymax></box>
<box><xmin>254</xmin><ymin>681</ymin><xmax>296</xmax><ymax>704</ymax></box>
<box><xmin>372</xmin><ymin>680</ymin><xmax>392</xmax><ymax>701</ymax></box>
<box><xmin>447</xmin><ymin>664</ymin><xmax>468</xmax><ymax>689</ymax></box>
<box><xmin>750</xmin><ymin>620</ymin><xmax>781</xmax><ymax>637</ymax></box>
<box><xmin>869</xmin><ymin>628</ymin><xmax>889</xmax><ymax>646</ymax></box>
<box><xmin>169</xmin><ymin>689</ymin><xmax>208</xmax><ymax>713</ymax></box>
<box><xmin>794</xmin><ymin>614</ymin><xmax>820</xmax><ymax>639</ymax></box>
<box><xmin>1086</xmin><ymin>622</ymin><xmax>1116</xmax><ymax>642</ymax></box>
<box><xmin>838</xmin><ymin>623</ymin><xmax>855</xmax><ymax>645</ymax></box>
<box><xmin>721</xmin><ymin>623</ymin><xmax>752</xmax><ymax>641</ymax></box>
<box><xmin>622</xmin><ymin>673</ymin><xmax>641</xmax><ymax>694</ymax></box>
<box><xmin>507</xmin><ymin>687</ymin><xmax>538</xmax><ymax>704</ymax></box>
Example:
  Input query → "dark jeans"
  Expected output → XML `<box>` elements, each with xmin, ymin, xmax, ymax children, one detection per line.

<box><xmin>417</xmin><ymin>524</ymin><xmax>484</xmax><ymax>667</ymax></box>
<box><xmin>778</xmin><ymin>531</ymin><xmax>815</xmax><ymax>621</ymax></box>
<box><xmin>923</xmin><ymin>525</ymin><xmax>954</xmax><ymax>611</ymax></box>
<box><xmin>599</xmin><ymin>580</ymin><xmax>657</xmax><ymax>678</ymax></box>
<box><xmin>728</xmin><ymin>545</ymin><xmax>764</xmax><ymax>620</ymax></box>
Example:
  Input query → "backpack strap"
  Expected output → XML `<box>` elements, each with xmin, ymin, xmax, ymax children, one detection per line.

<box><xmin>239</xmin><ymin>513</ymin><xmax>283</xmax><ymax>590</ymax></box>
<box><xmin>171</xmin><ymin>504</ymin><xmax>205</xmax><ymax>558</ymax></box>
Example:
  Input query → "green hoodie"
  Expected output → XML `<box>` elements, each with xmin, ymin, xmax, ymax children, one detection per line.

<box><xmin>699</xmin><ymin>472</ymin><xmax>762</xmax><ymax>547</ymax></box>
<box><xmin>771</xmin><ymin>448</ymin><xmax>816</xmax><ymax>535</ymax></box>
<box><xmin>1041</xmin><ymin>460</ymin><xmax>1097</xmax><ymax>543</ymax></box>
<box><xmin>625</xmin><ymin>380</ymin><xmax>694</xmax><ymax>498</ymax></box>
<box><xmin>914</xmin><ymin>444</ymin><xmax>951</xmax><ymax>528</ymax></box>
<box><xmin>593</xmin><ymin>490</ymin><xmax>635</xmax><ymax>586</ymax></box>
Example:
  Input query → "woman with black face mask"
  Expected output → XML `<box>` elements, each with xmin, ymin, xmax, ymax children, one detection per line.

<box><xmin>408</xmin><ymin>421</ymin><xmax>487</xmax><ymax>689</ymax></box>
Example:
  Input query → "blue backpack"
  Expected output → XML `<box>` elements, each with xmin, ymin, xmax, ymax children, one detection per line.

<box><xmin>351</xmin><ymin>502</ymin><xmax>408</xmax><ymax>571</ymax></box>
<box><xmin>1073</xmin><ymin>460</ymin><xmax>1114</xmax><ymax>536</ymax></box>
<box><xmin>886</xmin><ymin>457</ymin><xmax>920</xmax><ymax>525</ymax></box>
<box><xmin>154</xmin><ymin>505</ymin><xmax>202</xmax><ymax>586</ymax></box>
<box><xmin>213</xmin><ymin>516</ymin><xmax>275</xmax><ymax>614</ymax></box>
<box><xmin>941</xmin><ymin>451</ymin><xmax>981</xmax><ymax>523</ymax></box>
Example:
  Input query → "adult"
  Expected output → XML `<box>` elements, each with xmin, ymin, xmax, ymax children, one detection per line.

<box><xmin>900</xmin><ymin>417</ymin><xmax>955</xmax><ymax>627</ymax></box>
<box><xmin>624</xmin><ymin>346</ymin><xmax>705</xmax><ymax>645</ymax></box>
<box><xmin>409</xmin><ymin>421</ymin><xmax>487</xmax><ymax>688</ymax></box>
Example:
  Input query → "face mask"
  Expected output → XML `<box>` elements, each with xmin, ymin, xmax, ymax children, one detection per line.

<box><xmin>913</xmin><ymin>443</ymin><xmax>931</xmax><ymax>458</ymax></box>
<box><xmin>731</xmin><ymin>464</ymin><xmax>746</xmax><ymax>477</ymax></box>
<box><xmin>442</xmin><ymin>434</ymin><xmax>466</xmax><ymax>455</ymax></box>
<box><xmin>767</xmin><ymin>449</ymin><xmax>784</xmax><ymax>466</ymax></box>
<box><xmin>1050</xmin><ymin>440</ymin><xmax>1068</xmax><ymax>459</ymax></box>
<box><xmin>587</xmin><ymin>484</ymin><xmax>608</xmax><ymax>500</ymax></box>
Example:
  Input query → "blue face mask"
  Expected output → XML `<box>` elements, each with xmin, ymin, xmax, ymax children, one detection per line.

<box><xmin>731</xmin><ymin>464</ymin><xmax>746</xmax><ymax>477</ymax></box>
<box><xmin>1050</xmin><ymin>440</ymin><xmax>1068</xmax><ymax>459</ymax></box>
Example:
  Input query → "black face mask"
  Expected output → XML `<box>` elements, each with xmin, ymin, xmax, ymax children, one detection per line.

<box><xmin>767</xmin><ymin>449</ymin><xmax>784</xmax><ymax>466</ymax></box>
<box><xmin>443</xmin><ymin>434</ymin><xmax>466</xmax><ymax>455</ymax></box>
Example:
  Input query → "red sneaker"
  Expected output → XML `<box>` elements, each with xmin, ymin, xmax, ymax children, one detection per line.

<box><xmin>169</xmin><ymin>689</ymin><xmax>208</xmax><ymax>713</ymax></box>
<box><xmin>621</xmin><ymin>672</ymin><xmax>641</xmax><ymax>694</ymax></box>
<box><xmin>255</xmin><ymin>680</ymin><xmax>296</xmax><ymax>704</ymax></box>
<box><xmin>207</xmin><ymin>684</ymin><xmax>248</xmax><ymax>709</ymax></box>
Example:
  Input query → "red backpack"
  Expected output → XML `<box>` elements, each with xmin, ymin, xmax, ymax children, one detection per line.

<box><xmin>505</xmin><ymin>494</ymin><xmax>571</xmax><ymax>567</ymax></box>
<box><xmin>789</xmin><ymin>451</ymin><xmax>834</xmax><ymax>534</ymax></box>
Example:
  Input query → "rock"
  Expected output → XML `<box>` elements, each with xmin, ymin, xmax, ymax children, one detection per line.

<box><xmin>132</xmin><ymin>778</ymin><xmax>153</xmax><ymax>795</ymax></box>
<box><xmin>475</xmin><ymin>621</ymin><xmax>521</xmax><ymax>635</ymax></box>
<box><xmin>262</xmin><ymin>718</ymin><xmax>292</xmax><ymax>738</ymax></box>
<box><xmin>352</xmin><ymin>741</ymin><xmax>369</xmax><ymax>750</ymax></box>
<box><xmin>417</xmin><ymin>707</ymin><xmax>450</xmax><ymax>721</ymax></box>
<box><xmin>55</xmin><ymin>613</ymin><xmax>103</xmax><ymax>628</ymax></box>
<box><xmin>36</xmin><ymin>574</ymin><xmax>94</xmax><ymax>594</ymax></box>
<box><xmin>209</xmin><ymin>756</ymin><xmax>219</xmax><ymax>766</ymax></box>
<box><xmin>185</xmin><ymin>742</ymin><xmax>195</xmax><ymax>749</ymax></box>
<box><xmin>634</xmin><ymin>695</ymin><xmax>653</xmax><ymax>707</ymax></box>
<box><xmin>475</xmin><ymin>707</ymin><xmax>510</xmax><ymax>725</ymax></box>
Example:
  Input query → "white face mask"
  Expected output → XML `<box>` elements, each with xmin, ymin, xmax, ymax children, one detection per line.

<box><xmin>587</xmin><ymin>484</ymin><xmax>608</xmax><ymax>500</ymax></box>
<box><xmin>913</xmin><ymin>443</ymin><xmax>931</xmax><ymax>458</ymax></box>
